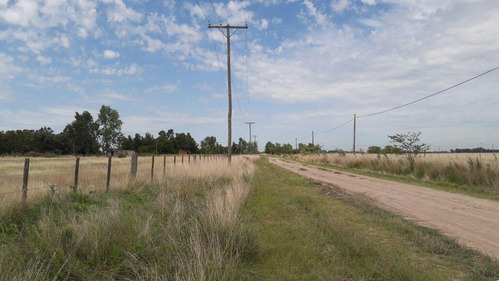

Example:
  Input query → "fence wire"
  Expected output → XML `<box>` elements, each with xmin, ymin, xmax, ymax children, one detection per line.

<box><xmin>0</xmin><ymin>155</ymin><xmax>224</xmax><ymax>197</ymax></box>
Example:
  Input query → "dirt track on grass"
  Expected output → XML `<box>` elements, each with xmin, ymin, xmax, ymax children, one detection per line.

<box><xmin>269</xmin><ymin>158</ymin><xmax>499</xmax><ymax>258</ymax></box>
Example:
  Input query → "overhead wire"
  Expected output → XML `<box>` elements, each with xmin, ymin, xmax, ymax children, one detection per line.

<box><xmin>209</xmin><ymin>0</ymin><xmax>222</xmax><ymax>24</ymax></box>
<box><xmin>298</xmin><ymin>66</ymin><xmax>499</xmax><ymax>145</ymax></box>
<box><xmin>244</xmin><ymin>15</ymin><xmax>252</xmax><ymax>119</ymax></box>
<box><xmin>195</xmin><ymin>0</ymin><xmax>211</xmax><ymax>24</ymax></box>
<box><xmin>315</xmin><ymin>118</ymin><xmax>354</xmax><ymax>134</ymax></box>
<box><xmin>358</xmin><ymin>67</ymin><xmax>499</xmax><ymax>119</ymax></box>
<box><xmin>298</xmin><ymin>133</ymin><xmax>312</xmax><ymax>141</ymax></box>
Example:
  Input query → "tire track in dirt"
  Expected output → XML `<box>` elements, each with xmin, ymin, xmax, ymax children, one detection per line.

<box><xmin>269</xmin><ymin>157</ymin><xmax>499</xmax><ymax>258</ymax></box>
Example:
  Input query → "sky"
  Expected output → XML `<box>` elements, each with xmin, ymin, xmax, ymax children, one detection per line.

<box><xmin>0</xmin><ymin>0</ymin><xmax>498</xmax><ymax>152</ymax></box>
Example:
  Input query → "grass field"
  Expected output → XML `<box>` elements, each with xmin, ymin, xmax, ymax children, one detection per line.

<box><xmin>0</xmin><ymin>155</ymin><xmax>497</xmax><ymax>280</ymax></box>
<box><xmin>0</xmin><ymin>155</ymin><xmax>255</xmax><ymax>280</ymax></box>
<box><xmin>0</xmin><ymin>155</ymin><xmax>216</xmax><ymax>212</ymax></box>
<box><xmin>288</xmin><ymin>153</ymin><xmax>499</xmax><ymax>199</ymax></box>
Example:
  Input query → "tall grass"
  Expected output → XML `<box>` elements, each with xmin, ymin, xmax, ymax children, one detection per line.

<box><xmin>0</xmin><ymin>156</ymin><xmax>257</xmax><ymax>280</ymax></box>
<box><xmin>291</xmin><ymin>153</ymin><xmax>499</xmax><ymax>191</ymax></box>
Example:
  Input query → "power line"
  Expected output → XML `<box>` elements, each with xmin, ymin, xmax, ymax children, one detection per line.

<box><xmin>316</xmin><ymin>118</ymin><xmax>354</xmax><ymax>134</ymax></box>
<box><xmin>194</xmin><ymin>0</ymin><xmax>211</xmax><ymax>24</ymax></box>
<box><xmin>208</xmin><ymin>29</ymin><xmax>228</xmax><ymax>94</ymax></box>
<box><xmin>358</xmin><ymin>67</ymin><xmax>499</xmax><ymax>119</ymax></box>
<box><xmin>209</xmin><ymin>0</ymin><xmax>222</xmax><ymax>24</ymax></box>
<box><xmin>193</xmin><ymin>1</ymin><xmax>227</xmax><ymax>97</ymax></box>
<box><xmin>231</xmin><ymin>76</ymin><xmax>248</xmax><ymax>120</ymax></box>
<box><xmin>298</xmin><ymin>133</ymin><xmax>311</xmax><ymax>141</ymax></box>
<box><xmin>239</xmin><ymin>0</ymin><xmax>247</xmax><ymax>24</ymax></box>
<box><xmin>245</xmin><ymin>26</ymin><xmax>252</xmax><ymax>119</ymax></box>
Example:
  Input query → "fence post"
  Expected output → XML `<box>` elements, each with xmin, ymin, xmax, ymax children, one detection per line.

<box><xmin>130</xmin><ymin>154</ymin><xmax>138</xmax><ymax>181</ymax></box>
<box><xmin>74</xmin><ymin>157</ymin><xmax>80</xmax><ymax>191</ymax></box>
<box><xmin>188</xmin><ymin>155</ymin><xmax>191</xmax><ymax>164</ymax></box>
<box><xmin>163</xmin><ymin>155</ymin><xmax>166</xmax><ymax>176</ymax></box>
<box><xmin>174</xmin><ymin>155</ymin><xmax>177</xmax><ymax>165</ymax></box>
<box><xmin>182</xmin><ymin>155</ymin><xmax>184</xmax><ymax>165</ymax></box>
<box><xmin>22</xmin><ymin>158</ymin><xmax>29</xmax><ymax>203</ymax></box>
<box><xmin>151</xmin><ymin>155</ymin><xmax>155</xmax><ymax>182</ymax></box>
<box><xmin>106</xmin><ymin>155</ymin><xmax>112</xmax><ymax>192</ymax></box>
<box><xmin>194</xmin><ymin>155</ymin><xmax>196</xmax><ymax>162</ymax></box>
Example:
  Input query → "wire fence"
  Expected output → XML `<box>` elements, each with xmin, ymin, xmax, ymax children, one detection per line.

<box><xmin>0</xmin><ymin>154</ymin><xmax>229</xmax><ymax>203</ymax></box>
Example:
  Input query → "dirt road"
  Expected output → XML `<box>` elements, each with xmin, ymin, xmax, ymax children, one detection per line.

<box><xmin>269</xmin><ymin>158</ymin><xmax>499</xmax><ymax>258</ymax></box>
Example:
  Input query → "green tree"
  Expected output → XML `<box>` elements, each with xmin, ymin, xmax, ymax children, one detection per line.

<box><xmin>64</xmin><ymin>111</ymin><xmax>100</xmax><ymax>155</ymax></box>
<box><xmin>200</xmin><ymin>136</ymin><xmax>218</xmax><ymax>154</ymax></box>
<box><xmin>157</xmin><ymin>130</ymin><xmax>177</xmax><ymax>154</ymax></box>
<box><xmin>265</xmin><ymin>141</ymin><xmax>276</xmax><ymax>154</ymax></box>
<box><xmin>367</xmin><ymin>146</ymin><xmax>382</xmax><ymax>154</ymax></box>
<box><xmin>97</xmin><ymin>105</ymin><xmax>123</xmax><ymax>154</ymax></box>
<box><xmin>388</xmin><ymin>132</ymin><xmax>430</xmax><ymax>168</ymax></box>
<box><xmin>175</xmin><ymin>133</ymin><xmax>198</xmax><ymax>153</ymax></box>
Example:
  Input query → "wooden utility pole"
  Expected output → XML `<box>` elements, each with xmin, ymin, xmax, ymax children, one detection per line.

<box><xmin>209</xmin><ymin>23</ymin><xmax>248</xmax><ymax>164</ymax></box>
<box><xmin>353</xmin><ymin>114</ymin><xmax>356</xmax><ymax>153</ymax></box>
<box><xmin>312</xmin><ymin>131</ymin><xmax>314</xmax><ymax>146</ymax></box>
<box><xmin>295</xmin><ymin>138</ymin><xmax>297</xmax><ymax>150</ymax></box>
<box><xmin>253</xmin><ymin>135</ymin><xmax>258</xmax><ymax>153</ymax></box>
<box><xmin>245</xmin><ymin>121</ymin><xmax>255</xmax><ymax>154</ymax></box>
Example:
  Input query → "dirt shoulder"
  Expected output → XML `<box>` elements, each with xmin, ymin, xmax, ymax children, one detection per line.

<box><xmin>269</xmin><ymin>157</ymin><xmax>499</xmax><ymax>259</ymax></box>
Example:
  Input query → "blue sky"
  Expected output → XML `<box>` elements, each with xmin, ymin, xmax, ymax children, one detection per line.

<box><xmin>0</xmin><ymin>0</ymin><xmax>498</xmax><ymax>152</ymax></box>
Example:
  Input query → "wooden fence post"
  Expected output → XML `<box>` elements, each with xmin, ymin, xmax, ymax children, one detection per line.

<box><xmin>74</xmin><ymin>157</ymin><xmax>80</xmax><ymax>190</ymax></box>
<box><xmin>174</xmin><ymin>155</ymin><xmax>177</xmax><ymax>165</ymax></box>
<box><xmin>22</xmin><ymin>158</ymin><xmax>29</xmax><ymax>203</ymax></box>
<box><xmin>106</xmin><ymin>155</ymin><xmax>112</xmax><ymax>192</ymax></box>
<box><xmin>188</xmin><ymin>155</ymin><xmax>191</xmax><ymax>164</ymax></box>
<box><xmin>130</xmin><ymin>154</ymin><xmax>138</xmax><ymax>181</ymax></box>
<box><xmin>151</xmin><ymin>155</ymin><xmax>155</xmax><ymax>182</ymax></box>
<box><xmin>194</xmin><ymin>155</ymin><xmax>196</xmax><ymax>162</ymax></box>
<box><xmin>163</xmin><ymin>155</ymin><xmax>166</xmax><ymax>175</ymax></box>
<box><xmin>182</xmin><ymin>155</ymin><xmax>184</xmax><ymax>165</ymax></box>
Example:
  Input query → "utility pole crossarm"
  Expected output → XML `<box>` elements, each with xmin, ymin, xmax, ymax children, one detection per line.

<box><xmin>208</xmin><ymin>24</ymin><xmax>248</xmax><ymax>30</ymax></box>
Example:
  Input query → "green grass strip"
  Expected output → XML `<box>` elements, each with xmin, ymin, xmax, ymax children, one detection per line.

<box><xmin>241</xmin><ymin>157</ymin><xmax>498</xmax><ymax>281</ymax></box>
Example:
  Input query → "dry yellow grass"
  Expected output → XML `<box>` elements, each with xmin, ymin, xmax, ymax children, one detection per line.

<box><xmin>0</xmin><ymin>154</ymin><xmax>256</xmax><ymax>280</ymax></box>
<box><xmin>291</xmin><ymin>152</ymin><xmax>499</xmax><ymax>192</ymax></box>
<box><xmin>0</xmin><ymin>154</ymin><xmax>230</xmax><ymax>212</ymax></box>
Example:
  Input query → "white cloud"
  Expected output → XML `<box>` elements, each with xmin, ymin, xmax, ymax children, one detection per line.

<box><xmin>0</xmin><ymin>0</ymin><xmax>38</xmax><ymax>27</ymax></box>
<box><xmin>331</xmin><ymin>0</ymin><xmax>350</xmax><ymax>13</ymax></box>
<box><xmin>103</xmin><ymin>49</ymin><xmax>120</xmax><ymax>59</ymax></box>
<box><xmin>144</xmin><ymin>83</ymin><xmax>179</xmax><ymax>94</ymax></box>
<box><xmin>259</xmin><ymin>19</ymin><xmax>269</xmax><ymax>30</ymax></box>
<box><xmin>105</xmin><ymin>0</ymin><xmax>143</xmax><ymax>23</ymax></box>
<box><xmin>361</xmin><ymin>0</ymin><xmax>376</xmax><ymax>5</ymax></box>
<box><xmin>301</xmin><ymin>0</ymin><xmax>330</xmax><ymax>26</ymax></box>
<box><xmin>0</xmin><ymin>53</ymin><xmax>21</xmax><ymax>80</ymax></box>
<box><xmin>91</xmin><ymin>63</ymin><xmax>143</xmax><ymax>76</ymax></box>
<box><xmin>36</xmin><ymin>55</ymin><xmax>52</xmax><ymax>65</ymax></box>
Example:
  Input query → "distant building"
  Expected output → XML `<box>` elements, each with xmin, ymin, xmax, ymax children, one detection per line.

<box><xmin>178</xmin><ymin>149</ymin><xmax>190</xmax><ymax>155</ymax></box>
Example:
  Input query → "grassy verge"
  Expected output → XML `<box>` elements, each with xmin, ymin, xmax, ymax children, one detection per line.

<box><xmin>0</xmin><ymin>158</ymin><xmax>257</xmax><ymax>280</ymax></box>
<box><xmin>285</xmin><ymin>157</ymin><xmax>498</xmax><ymax>201</ymax></box>
<box><xmin>242</xmin><ymin>157</ymin><xmax>498</xmax><ymax>280</ymax></box>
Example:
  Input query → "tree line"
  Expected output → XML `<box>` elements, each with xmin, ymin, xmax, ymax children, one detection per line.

<box><xmin>0</xmin><ymin>105</ymin><xmax>259</xmax><ymax>156</ymax></box>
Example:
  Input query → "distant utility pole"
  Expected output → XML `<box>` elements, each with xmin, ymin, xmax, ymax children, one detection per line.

<box><xmin>295</xmin><ymin>138</ymin><xmax>297</xmax><ymax>150</ymax></box>
<box><xmin>353</xmin><ymin>113</ymin><xmax>357</xmax><ymax>153</ymax></box>
<box><xmin>253</xmin><ymin>135</ymin><xmax>258</xmax><ymax>153</ymax></box>
<box><xmin>245</xmin><ymin>121</ymin><xmax>255</xmax><ymax>154</ymax></box>
<box><xmin>209</xmin><ymin>23</ymin><xmax>248</xmax><ymax>163</ymax></box>
<box><xmin>312</xmin><ymin>131</ymin><xmax>314</xmax><ymax>146</ymax></box>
